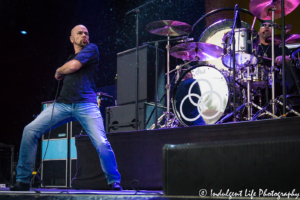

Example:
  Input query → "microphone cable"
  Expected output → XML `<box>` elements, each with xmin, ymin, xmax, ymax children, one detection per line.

<box><xmin>30</xmin><ymin>79</ymin><xmax>61</xmax><ymax>192</ymax></box>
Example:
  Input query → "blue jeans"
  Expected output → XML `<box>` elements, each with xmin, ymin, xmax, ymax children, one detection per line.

<box><xmin>16</xmin><ymin>102</ymin><xmax>121</xmax><ymax>185</ymax></box>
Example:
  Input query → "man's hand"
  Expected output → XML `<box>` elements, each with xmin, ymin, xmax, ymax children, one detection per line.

<box><xmin>55</xmin><ymin>72</ymin><xmax>64</xmax><ymax>80</ymax></box>
<box><xmin>275</xmin><ymin>55</ymin><xmax>291</xmax><ymax>67</ymax></box>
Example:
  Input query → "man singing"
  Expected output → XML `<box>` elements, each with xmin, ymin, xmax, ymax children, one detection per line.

<box><xmin>10</xmin><ymin>25</ymin><xmax>122</xmax><ymax>191</ymax></box>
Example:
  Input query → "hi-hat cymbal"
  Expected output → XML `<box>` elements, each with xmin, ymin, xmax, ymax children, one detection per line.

<box><xmin>266</xmin><ymin>34</ymin><xmax>300</xmax><ymax>45</ymax></box>
<box><xmin>145</xmin><ymin>20</ymin><xmax>192</xmax><ymax>36</ymax></box>
<box><xmin>249</xmin><ymin>0</ymin><xmax>300</xmax><ymax>20</ymax></box>
<box><xmin>170</xmin><ymin>42</ymin><xmax>223</xmax><ymax>61</ymax></box>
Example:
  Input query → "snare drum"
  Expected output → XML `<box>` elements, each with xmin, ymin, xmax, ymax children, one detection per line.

<box><xmin>238</xmin><ymin>64</ymin><xmax>268</xmax><ymax>89</ymax></box>
<box><xmin>222</xmin><ymin>28</ymin><xmax>258</xmax><ymax>70</ymax></box>
<box><xmin>172</xmin><ymin>65</ymin><xmax>241</xmax><ymax>126</ymax></box>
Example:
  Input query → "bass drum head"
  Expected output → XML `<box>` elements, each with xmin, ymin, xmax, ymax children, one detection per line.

<box><xmin>198</xmin><ymin>19</ymin><xmax>252</xmax><ymax>71</ymax></box>
<box><xmin>172</xmin><ymin>65</ymin><xmax>229</xmax><ymax>126</ymax></box>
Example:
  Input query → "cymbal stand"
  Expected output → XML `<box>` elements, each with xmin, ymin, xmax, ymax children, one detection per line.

<box><xmin>250</xmin><ymin>102</ymin><xmax>279</xmax><ymax>120</ymax></box>
<box><xmin>164</xmin><ymin>35</ymin><xmax>186</xmax><ymax>128</ymax></box>
<box><xmin>148</xmin><ymin>59</ymin><xmax>197</xmax><ymax>129</ymax></box>
<box><xmin>254</xmin><ymin>6</ymin><xmax>279</xmax><ymax>118</ymax></box>
<box><xmin>274</xmin><ymin>97</ymin><xmax>300</xmax><ymax>117</ymax></box>
<box><xmin>142</xmin><ymin>36</ymin><xmax>187</xmax><ymax>129</ymax></box>
<box><xmin>246</xmin><ymin>62</ymin><xmax>252</xmax><ymax>120</ymax></box>
<box><xmin>168</xmin><ymin>58</ymin><xmax>199</xmax><ymax>83</ymax></box>
<box><xmin>217</xmin><ymin>61</ymin><xmax>279</xmax><ymax>123</ymax></box>
<box><xmin>216</xmin><ymin>104</ymin><xmax>246</xmax><ymax>124</ymax></box>
<box><xmin>270</xmin><ymin>7</ymin><xmax>276</xmax><ymax>115</ymax></box>
<box><xmin>165</xmin><ymin>35</ymin><xmax>171</xmax><ymax>128</ymax></box>
<box><xmin>246</xmin><ymin>59</ymin><xmax>279</xmax><ymax>120</ymax></box>
<box><xmin>148</xmin><ymin>113</ymin><xmax>166</xmax><ymax>130</ymax></box>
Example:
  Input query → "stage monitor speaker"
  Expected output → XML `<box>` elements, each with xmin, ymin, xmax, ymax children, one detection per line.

<box><xmin>117</xmin><ymin>45</ymin><xmax>165</xmax><ymax>105</ymax></box>
<box><xmin>163</xmin><ymin>137</ymin><xmax>300</xmax><ymax>196</ymax></box>
<box><xmin>0</xmin><ymin>144</ymin><xmax>14</xmax><ymax>185</ymax></box>
<box><xmin>105</xmin><ymin>102</ymin><xmax>166</xmax><ymax>133</ymax></box>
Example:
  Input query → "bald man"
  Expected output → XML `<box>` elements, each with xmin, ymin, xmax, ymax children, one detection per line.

<box><xmin>10</xmin><ymin>25</ymin><xmax>122</xmax><ymax>191</ymax></box>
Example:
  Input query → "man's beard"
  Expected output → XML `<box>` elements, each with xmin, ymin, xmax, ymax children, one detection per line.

<box><xmin>74</xmin><ymin>40</ymin><xmax>88</xmax><ymax>47</ymax></box>
<box><xmin>261</xmin><ymin>31</ymin><xmax>271</xmax><ymax>39</ymax></box>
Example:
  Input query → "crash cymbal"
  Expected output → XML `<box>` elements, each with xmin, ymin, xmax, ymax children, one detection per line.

<box><xmin>170</xmin><ymin>42</ymin><xmax>223</xmax><ymax>61</ymax></box>
<box><xmin>249</xmin><ymin>0</ymin><xmax>300</xmax><ymax>20</ymax></box>
<box><xmin>266</xmin><ymin>34</ymin><xmax>300</xmax><ymax>45</ymax></box>
<box><xmin>145</xmin><ymin>20</ymin><xmax>192</xmax><ymax>36</ymax></box>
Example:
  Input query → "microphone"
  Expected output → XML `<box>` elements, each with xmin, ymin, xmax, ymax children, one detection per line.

<box><xmin>177</xmin><ymin>38</ymin><xmax>194</xmax><ymax>43</ymax></box>
<box><xmin>234</xmin><ymin>4</ymin><xmax>238</xmax><ymax>10</ymax></box>
<box><xmin>235</xmin><ymin>4</ymin><xmax>241</xmax><ymax>28</ymax></box>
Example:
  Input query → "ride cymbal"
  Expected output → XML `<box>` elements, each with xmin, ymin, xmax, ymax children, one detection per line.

<box><xmin>146</xmin><ymin>20</ymin><xmax>192</xmax><ymax>36</ymax></box>
<box><xmin>249</xmin><ymin>0</ymin><xmax>300</xmax><ymax>20</ymax></box>
<box><xmin>266</xmin><ymin>34</ymin><xmax>300</xmax><ymax>45</ymax></box>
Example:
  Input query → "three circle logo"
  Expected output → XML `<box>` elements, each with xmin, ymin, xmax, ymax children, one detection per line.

<box><xmin>179</xmin><ymin>78</ymin><xmax>223</xmax><ymax>122</ymax></box>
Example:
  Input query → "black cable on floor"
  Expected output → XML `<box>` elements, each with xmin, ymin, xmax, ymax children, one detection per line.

<box><xmin>131</xmin><ymin>179</ymin><xmax>140</xmax><ymax>195</ymax></box>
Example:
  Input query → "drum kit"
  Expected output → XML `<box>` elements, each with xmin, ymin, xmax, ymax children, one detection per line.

<box><xmin>145</xmin><ymin>0</ymin><xmax>300</xmax><ymax>129</ymax></box>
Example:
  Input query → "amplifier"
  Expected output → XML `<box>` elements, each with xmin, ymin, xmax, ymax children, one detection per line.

<box><xmin>117</xmin><ymin>45</ymin><xmax>165</xmax><ymax>105</ymax></box>
<box><xmin>105</xmin><ymin>102</ymin><xmax>166</xmax><ymax>133</ymax></box>
<box><xmin>40</xmin><ymin>101</ymin><xmax>71</xmax><ymax>187</ymax></box>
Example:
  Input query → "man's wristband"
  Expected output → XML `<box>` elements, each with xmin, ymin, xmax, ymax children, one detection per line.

<box><xmin>56</xmin><ymin>69</ymin><xmax>61</xmax><ymax>76</ymax></box>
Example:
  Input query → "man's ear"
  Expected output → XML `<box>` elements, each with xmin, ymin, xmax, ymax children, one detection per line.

<box><xmin>70</xmin><ymin>36</ymin><xmax>74</xmax><ymax>43</ymax></box>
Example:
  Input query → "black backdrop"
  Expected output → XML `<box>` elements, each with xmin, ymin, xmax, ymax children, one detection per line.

<box><xmin>0</xmin><ymin>0</ymin><xmax>206</xmax><ymax>160</ymax></box>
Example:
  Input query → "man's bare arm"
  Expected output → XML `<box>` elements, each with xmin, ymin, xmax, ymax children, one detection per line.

<box><xmin>275</xmin><ymin>55</ymin><xmax>291</xmax><ymax>67</ymax></box>
<box><xmin>56</xmin><ymin>60</ymin><xmax>82</xmax><ymax>75</ymax></box>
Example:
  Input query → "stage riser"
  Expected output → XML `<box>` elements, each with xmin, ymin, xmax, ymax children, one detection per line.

<box><xmin>107</xmin><ymin>117</ymin><xmax>300</xmax><ymax>190</ymax></box>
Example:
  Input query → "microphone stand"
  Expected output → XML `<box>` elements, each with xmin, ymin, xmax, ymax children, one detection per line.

<box><xmin>126</xmin><ymin>0</ymin><xmax>158</xmax><ymax>130</ymax></box>
<box><xmin>228</xmin><ymin>4</ymin><xmax>239</xmax><ymax>121</ymax></box>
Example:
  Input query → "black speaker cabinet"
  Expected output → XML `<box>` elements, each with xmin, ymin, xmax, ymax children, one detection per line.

<box><xmin>71</xmin><ymin>135</ymin><xmax>109</xmax><ymax>190</ymax></box>
<box><xmin>0</xmin><ymin>144</ymin><xmax>14</xmax><ymax>185</ymax></box>
<box><xmin>117</xmin><ymin>45</ymin><xmax>165</xmax><ymax>105</ymax></box>
<box><xmin>163</xmin><ymin>137</ymin><xmax>300</xmax><ymax>196</ymax></box>
<box><xmin>106</xmin><ymin>102</ymin><xmax>166</xmax><ymax>133</ymax></box>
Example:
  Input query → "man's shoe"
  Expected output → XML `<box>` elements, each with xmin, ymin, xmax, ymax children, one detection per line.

<box><xmin>9</xmin><ymin>182</ymin><xmax>30</xmax><ymax>191</ymax></box>
<box><xmin>109</xmin><ymin>182</ymin><xmax>122</xmax><ymax>191</ymax></box>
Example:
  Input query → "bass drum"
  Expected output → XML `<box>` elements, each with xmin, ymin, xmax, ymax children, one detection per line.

<box><xmin>198</xmin><ymin>19</ymin><xmax>253</xmax><ymax>72</ymax></box>
<box><xmin>172</xmin><ymin>65</ymin><xmax>240</xmax><ymax>126</ymax></box>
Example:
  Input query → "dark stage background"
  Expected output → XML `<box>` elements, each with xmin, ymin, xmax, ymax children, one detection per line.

<box><xmin>0</xmin><ymin>0</ymin><xmax>206</xmax><ymax>160</ymax></box>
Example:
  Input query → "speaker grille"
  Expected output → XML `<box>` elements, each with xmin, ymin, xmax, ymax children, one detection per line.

<box><xmin>163</xmin><ymin>137</ymin><xmax>300</xmax><ymax>195</ymax></box>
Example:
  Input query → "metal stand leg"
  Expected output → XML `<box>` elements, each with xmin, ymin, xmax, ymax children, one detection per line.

<box><xmin>275</xmin><ymin>97</ymin><xmax>300</xmax><ymax>117</ymax></box>
<box><xmin>165</xmin><ymin>35</ymin><xmax>171</xmax><ymax>128</ymax></box>
<box><xmin>247</xmin><ymin>63</ymin><xmax>252</xmax><ymax>120</ymax></box>
<box><xmin>271</xmin><ymin>8</ymin><xmax>276</xmax><ymax>115</ymax></box>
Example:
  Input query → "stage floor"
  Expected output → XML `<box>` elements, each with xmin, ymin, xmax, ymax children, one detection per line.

<box><xmin>0</xmin><ymin>187</ymin><xmax>285</xmax><ymax>200</ymax></box>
